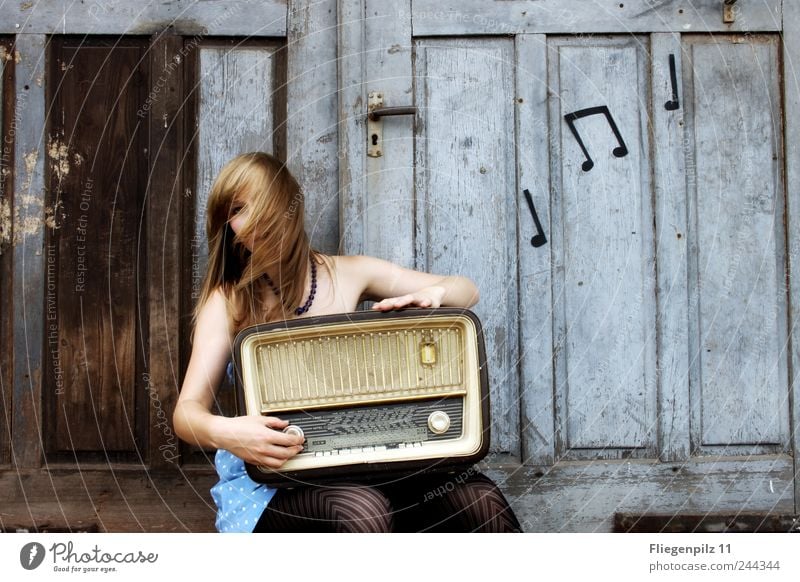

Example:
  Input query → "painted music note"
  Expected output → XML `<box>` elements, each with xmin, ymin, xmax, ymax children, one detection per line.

<box><xmin>522</xmin><ymin>189</ymin><xmax>547</xmax><ymax>248</ymax></box>
<box><xmin>665</xmin><ymin>54</ymin><xmax>680</xmax><ymax>111</ymax></box>
<box><xmin>563</xmin><ymin>105</ymin><xmax>629</xmax><ymax>172</ymax></box>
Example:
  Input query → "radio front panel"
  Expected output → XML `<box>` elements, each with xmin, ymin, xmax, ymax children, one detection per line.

<box><xmin>233</xmin><ymin>309</ymin><xmax>490</xmax><ymax>485</ymax></box>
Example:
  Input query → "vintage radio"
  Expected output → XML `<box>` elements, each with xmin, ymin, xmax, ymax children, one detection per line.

<box><xmin>232</xmin><ymin>308</ymin><xmax>490</xmax><ymax>487</ymax></box>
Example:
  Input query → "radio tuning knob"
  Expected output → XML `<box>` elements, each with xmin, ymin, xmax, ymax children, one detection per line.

<box><xmin>283</xmin><ymin>425</ymin><xmax>305</xmax><ymax>440</ymax></box>
<box><xmin>427</xmin><ymin>411</ymin><xmax>451</xmax><ymax>435</ymax></box>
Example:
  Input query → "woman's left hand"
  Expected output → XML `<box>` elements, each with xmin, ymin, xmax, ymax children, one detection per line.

<box><xmin>371</xmin><ymin>286</ymin><xmax>445</xmax><ymax>311</ymax></box>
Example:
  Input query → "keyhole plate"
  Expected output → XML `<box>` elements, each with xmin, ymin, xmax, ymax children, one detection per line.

<box><xmin>367</xmin><ymin>91</ymin><xmax>384</xmax><ymax>157</ymax></box>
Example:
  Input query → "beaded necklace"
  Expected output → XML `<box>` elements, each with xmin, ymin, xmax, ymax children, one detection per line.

<box><xmin>263</xmin><ymin>259</ymin><xmax>317</xmax><ymax>316</ymax></box>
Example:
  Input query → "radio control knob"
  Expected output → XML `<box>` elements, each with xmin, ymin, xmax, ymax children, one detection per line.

<box><xmin>427</xmin><ymin>411</ymin><xmax>451</xmax><ymax>435</ymax></box>
<box><xmin>283</xmin><ymin>425</ymin><xmax>305</xmax><ymax>440</ymax></box>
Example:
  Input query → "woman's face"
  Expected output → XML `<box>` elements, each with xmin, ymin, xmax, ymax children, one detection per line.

<box><xmin>228</xmin><ymin>196</ymin><xmax>254</xmax><ymax>251</ymax></box>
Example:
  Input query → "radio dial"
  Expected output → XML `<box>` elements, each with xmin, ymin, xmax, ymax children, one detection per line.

<box><xmin>427</xmin><ymin>411</ymin><xmax>451</xmax><ymax>435</ymax></box>
<box><xmin>283</xmin><ymin>425</ymin><xmax>305</xmax><ymax>440</ymax></box>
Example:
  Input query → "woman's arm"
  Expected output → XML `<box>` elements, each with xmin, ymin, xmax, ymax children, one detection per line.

<box><xmin>341</xmin><ymin>255</ymin><xmax>480</xmax><ymax>311</ymax></box>
<box><xmin>173</xmin><ymin>289</ymin><xmax>303</xmax><ymax>468</ymax></box>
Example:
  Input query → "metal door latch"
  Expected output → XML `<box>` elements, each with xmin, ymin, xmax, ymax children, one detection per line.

<box><xmin>723</xmin><ymin>0</ymin><xmax>737</xmax><ymax>23</ymax></box>
<box><xmin>367</xmin><ymin>91</ymin><xmax>417</xmax><ymax>158</ymax></box>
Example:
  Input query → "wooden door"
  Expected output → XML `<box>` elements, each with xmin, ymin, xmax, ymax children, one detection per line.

<box><xmin>341</xmin><ymin>0</ymin><xmax>800</xmax><ymax>531</ymax></box>
<box><xmin>0</xmin><ymin>1</ymin><xmax>340</xmax><ymax>532</ymax></box>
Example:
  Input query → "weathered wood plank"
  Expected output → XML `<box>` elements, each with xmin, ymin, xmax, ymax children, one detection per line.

<box><xmin>614</xmin><ymin>512</ymin><xmax>800</xmax><ymax>532</ymax></box>
<box><xmin>11</xmin><ymin>34</ymin><xmax>47</xmax><ymax>469</ymax></box>
<box><xmin>548</xmin><ymin>36</ymin><xmax>657</xmax><ymax>453</ymax></box>
<box><xmin>482</xmin><ymin>455</ymin><xmax>794</xmax><ymax>532</ymax></box>
<box><xmin>147</xmin><ymin>33</ymin><xmax>185</xmax><ymax>469</ymax></box>
<box><xmin>783</xmin><ymin>0</ymin><xmax>800</xmax><ymax>515</ymax></box>
<box><xmin>193</xmin><ymin>43</ymin><xmax>282</xmax><ymax>298</ymax></box>
<box><xmin>0</xmin><ymin>469</ymin><xmax>218</xmax><ymax>532</ymax></box>
<box><xmin>286</xmin><ymin>0</ymin><xmax>339</xmax><ymax>255</ymax></box>
<box><xmin>46</xmin><ymin>38</ymin><xmax>147</xmax><ymax>454</ymax></box>
<box><xmin>338</xmin><ymin>0</ymin><xmax>367</xmax><ymax>256</ymax></box>
<box><xmin>364</xmin><ymin>0</ymin><xmax>414</xmax><ymax>267</ymax></box>
<box><xmin>516</xmin><ymin>34</ymin><xmax>555</xmax><ymax>465</ymax></box>
<box><xmin>0</xmin><ymin>1</ymin><xmax>287</xmax><ymax>36</ymax></box>
<box><xmin>0</xmin><ymin>37</ymin><xmax>12</xmax><ymax>466</ymax></box>
<box><xmin>651</xmin><ymin>33</ymin><xmax>690</xmax><ymax>462</ymax></box>
<box><xmin>683</xmin><ymin>35</ymin><xmax>788</xmax><ymax>449</ymax></box>
<box><xmin>414</xmin><ymin>39</ymin><xmax>519</xmax><ymax>454</ymax></box>
<box><xmin>412</xmin><ymin>0</ymin><xmax>782</xmax><ymax>36</ymax></box>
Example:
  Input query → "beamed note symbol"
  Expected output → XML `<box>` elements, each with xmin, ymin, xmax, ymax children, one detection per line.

<box><xmin>563</xmin><ymin>105</ymin><xmax>629</xmax><ymax>172</ymax></box>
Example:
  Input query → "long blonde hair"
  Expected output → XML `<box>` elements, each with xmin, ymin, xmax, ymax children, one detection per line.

<box><xmin>195</xmin><ymin>152</ymin><xmax>329</xmax><ymax>331</ymax></box>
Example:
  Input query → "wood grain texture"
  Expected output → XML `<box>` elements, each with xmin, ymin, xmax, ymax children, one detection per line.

<box><xmin>414</xmin><ymin>38</ymin><xmax>519</xmax><ymax>454</ymax></box>
<box><xmin>46</xmin><ymin>38</ymin><xmax>147</xmax><ymax>455</ymax></box>
<box><xmin>147</xmin><ymin>33</ymin><xmax>184</xmax><ymax>469</ymax></box>
<box><xmin>0</xmin><ymin>1</ymin><xmax>287</xmax><ymax>36</ymax></box>
<box><xmin>364</xmin><ymin>0</ymin><xmax>414</xmax><ymax>267</ymax></box>
<box><xmin>412</xmin><ymin>0</ymin><xmax>782</xmax><ymax>36</ymax></box>
<box><xmin>651</xmin><ymin>33</ymin><xmax>691</xmax><ymax>462</ymax></box>
<box><xmin>781</xmin><ymin>0</ymin><xmax>800</xmax><ymax>514</ymax></box>
<box><xmin>682</xmin><ymin>35</ymin><xmax>788</xmax><ymax>450</ymax></box>
<box><xmin>0</xmin><ymin>37</ymin><xmax>12</xmax><ymax>466</ymax></box>
<box><xmin>0</xmin><ymin>468</ymin><xmax>218</xmax><ymax>532</ymax></box>
<box><xmin>516</xmin><ymin>34</ymin><xmax>555</xmax><ymax>465</ymax></box>
<box><xmin>194</xmin><ymin>43</ymin><xmax>282</xmax><ymax>293</ymax></box>
<box><xmin>548</xmin><ymin>36</ymin><xmax>658</xmax><ymax>454</ymax></box>
<box><xmin>11</xmin><ymin>34</ymin><xmax>47</xmax><ymax>468</ymax></box>
<box><xmin>287</xmin><ymin>0</ymin><xmax>339</xmax><ymax>255</ymax></box>
<box><xmin>0</xmin><ymin>456</ymin><xmax>791</xmax><ymax>533</ymax></box>
<box><xmin>482</xmin><ymin>454</ymin><xmax>794</xmax><ymax>532</ymax></box>
<box><xmin>337</xmin><ymin>0</ymin><xmax>367</xmax><ymax>256</ymax></box>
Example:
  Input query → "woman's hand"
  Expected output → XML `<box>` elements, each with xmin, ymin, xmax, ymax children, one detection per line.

<box><xmin>370</xmin><ymin>285</ymin><xmax>446</xmax><ymax>311</ymax></box>
<box><xmin>216</xmin><ymin>415</ymin><xmax>305</xmax><ymax>468</ymax></box>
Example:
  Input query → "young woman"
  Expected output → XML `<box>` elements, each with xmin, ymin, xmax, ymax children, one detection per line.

<box><xmin>173</xmin><ymin>152</ymin><xmax>522</xmax><ymax>533</ymax></box>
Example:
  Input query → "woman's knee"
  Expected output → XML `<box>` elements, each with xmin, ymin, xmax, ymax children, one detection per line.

<box><xmin>325</xmin><ymin>484</ymin><xmax>394</xmax><ymax>533</ymax></box>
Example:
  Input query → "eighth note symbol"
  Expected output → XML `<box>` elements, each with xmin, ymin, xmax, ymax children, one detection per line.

<box><xmin>563</xmin><ymin>105</ymin><xmax>629</xmax><ymax>172</ymax></box>
<box><xmin>664</xmin><ymin>54</ymin><xmax>681</xmax><ymax>111</ymax></box>
<box><xmin>522</xmin><ymin>189</ymin><xmax>547</xmax><ymax>248</ymax></box>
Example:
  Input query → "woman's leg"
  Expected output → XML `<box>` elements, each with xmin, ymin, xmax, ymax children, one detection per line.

<box><xmin>382</xmin><ymin>471</ymin><xmax>523</xmax><ymax>533</ymax></box>
<box><xmin>253</xmin><ymin>483</ymin><xmax>394</xmax><ymax>533</ymax></box>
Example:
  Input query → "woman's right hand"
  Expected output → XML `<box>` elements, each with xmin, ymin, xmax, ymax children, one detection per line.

<box><xmin>217</xmin><ymin>415</ymin><xmax>305</xmax><ymax>468</ymax></box>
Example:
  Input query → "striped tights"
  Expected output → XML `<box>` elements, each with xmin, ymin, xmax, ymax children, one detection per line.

<box><xmin>253</xmin><ymin>471</ymin><xmax>522</xmax><ymax>533</ymax></box>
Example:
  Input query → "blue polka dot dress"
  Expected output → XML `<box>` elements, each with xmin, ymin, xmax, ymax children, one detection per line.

<box><xmin>209</xmin><ymin>361</ymin><xmax>277</xmax><ymax>533</ymax></box>
<box><xmin>210</xmin><ymin>449</ymin><xmax>277</xmax><ymax>533</ymax></box>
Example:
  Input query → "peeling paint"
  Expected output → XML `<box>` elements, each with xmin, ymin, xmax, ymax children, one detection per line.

<box><xmin>12</xmin><ymin>204</ymin><xmax>43</xmax><ymax>243</ymax></box>
<box><xmin>0</xmin><ymin>46</ymin><xmax>9</xmax><ymax>62</ymax></box>
<box><xmin>47</xmin><ymin>139</ymin><xmax>71</xmax><ymax>182</ymax></box>
<box><xmin>22</xmin><ymin>150</ymin><xmax>38</xmax><ymax>190</ymax></box>
<box><xmin>0</xmin><ymin>197</ymin><xmax>11</xmax><ymax>251</ymax></box>
<box><xmin>19</xmin><ymin>193</ymin><xmax>40</xmax><ymax>207</ymax></box>
<box><xmin>14</xmin><ymin>50</ymin><xmax>21</xmax><ymax>64</ymax></box>
<box><xmin>20</xmin><ymin>1</ymin><xmax>34</xmax><ymax>11</ymax></box>
<box><xmin>45</xmin><ymin>200</ymin><xmax>62</xmax><ymax>230</ymax></box>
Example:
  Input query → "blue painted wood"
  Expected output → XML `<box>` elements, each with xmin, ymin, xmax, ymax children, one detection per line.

<box><xmin>682</xmin><ymin>35</ymin><xmax>789</xmax><ymax>452</ymax></box>
<box><xmin>548</xmin><ymin>35</ymin><xmax>658</xmax><ymax>455</ymax></box>
<box><xmin>414</xmin><ymin>38</ymin><xmax>519</xmax><ymax>455</ymax></box>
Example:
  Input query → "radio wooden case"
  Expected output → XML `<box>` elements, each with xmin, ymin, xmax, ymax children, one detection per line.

<box><xmin>232</xmin><ymin>308</ymin><xmax>490</xmax><ymax>487</ymax></box>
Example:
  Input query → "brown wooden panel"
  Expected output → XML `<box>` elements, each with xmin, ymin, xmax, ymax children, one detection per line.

<box><xmin>0</xmin><ymin>468</ymin><xmax>217</xmax><ymax>532</ymax></box>
<box><xmin>146</xmin><ymin>32</ymin><xmax>184</xmax><ymax>470</ymax></box>
<box><xmin>0</xmin><ymin>36</ymin><xmax>15</xmax><ymax>466</ymax></box>
<box><xmin>45</xmin><ymin>37</ymin><xmax>149</xmax><ymax>456</ymax></box>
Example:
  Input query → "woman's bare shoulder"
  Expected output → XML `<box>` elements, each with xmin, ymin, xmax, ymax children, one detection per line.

<box><xmin>196</xmin><ymin>287</ymin><xmax>234</xmax><ymax>339</ymax></box>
